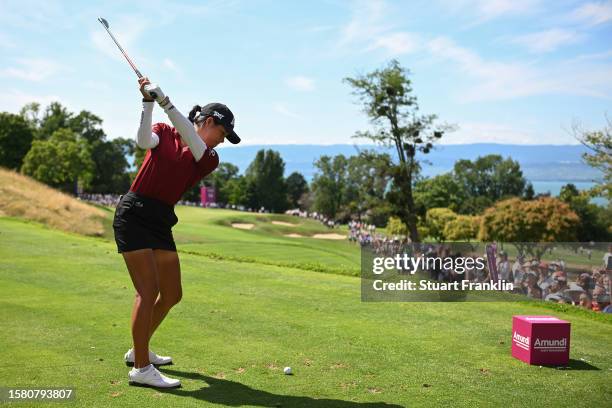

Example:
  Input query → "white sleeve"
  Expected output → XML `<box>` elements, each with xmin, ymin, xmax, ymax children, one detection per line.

<box><xmin>136</xmin><ymin>101</ymin><xmax>159</xmax><ymax>149</ymax></box>
<box><xmin>162</xmin><ymin>103</ymin><xmax>207</xmax><ymax>161</ymax></box>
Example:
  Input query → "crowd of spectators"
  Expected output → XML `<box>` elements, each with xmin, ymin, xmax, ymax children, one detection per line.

<box><xmin>77</xmin><ymin>193</ymin><xmax>121</xmax><ymax>206</ymax></box>
<box><xmin>285</xmin><ymin>209</ymin><xmax>337</xmax><ymax>228</ymax></box>
<box><xmin>505</xmin><ymin>246</ymin><xmax>612</xmax><ymax>312</ymax></box>
<box><xmin>365</xmin><ymin>239</ymin><xmax>611</xmax><ymax>313</ymax></box>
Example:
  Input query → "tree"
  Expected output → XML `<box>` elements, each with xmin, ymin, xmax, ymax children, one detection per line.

<box><xmin>479</xmin><ymin>197</ymin><xmax>580</xmax><ymax>259</ymax></box>
<box><xmin>386</xmin><ymin>216</ymin><xmax>408</xmax><ymax>237</ymax></box>
<box><xmin>0</xmin><ymin>112</ymin><xmax>34</xmax><ymax>170</ymax></box>
<box><xmin>524</xmin><ymin>182</ymin><xmax>535</xmax><ymax>200</ymax></box>
<box><xmin>573</xmin><ymin>117</ymin><xmax>611</xmax><ymax>200</ymax></box>
<box><xmin>202</xmin><ymin>162</ymin><xmax>240</xmax><ymax>204</ymax></box>
<box><xmin>285</xmin><ymin>171</ymin><xmax>309</xmax><ymax>209</ymax></box>
<box><xmin>87</xmin><ymin>137</ymin><xmax>134</xmax><ymax>193</ymax></box>
<box><xmin>226</xmin><ymin>176</ymin><xmax>252</xmax><ymax>207</ymax></box>
<box><xmin>18</xmin><ymin>101</ymin><xmax>135</xmax><ymax>194</ymax></box>
<box><xmin>346</xmin><ymin>151</ymin><xmax>393</xmax><ymax>223</ymax></box>
<box><xmin>414</xmin><ymin>173</ymin><xmax>465</xmax><ymax>214</ymax></box>
<box><xmin>425</xmin><ymin>208</ymin><xmax>458</xmax><ymax>242</ymax></box>
<box><xmin>244</xmin><ymin>149</ymin><xmax>288</xmax><ymax>212</ymax></box>
<box><xmin>21</xmin><ymin>129</ymin><xmax>94</xmax><ymax>193</ymax></box>
<box><xmin>444</xmin><ymin>215</ymin><xmax>480</xmax><ymax>242</ymax></box>
<box><xmin>69</xmin><ymin>111</ymin><xmax>106</xmax><ymax>144</ymax></box>
<box><xmin>37</xmin><ymin>102</ymin><xmax>73</xmax><ymax>140</ymax></box>
<box><xmin>311</xmin><ymin>155</ymin><xmax>348</xmax><ymax>219</ymax></box>
<box><xmin>19</xmin><ymin>102</ymin><xmax>42</xmax><ymax>131</ymax></box>
<box><xmin>344</xmin><ymin>60</ymin><xmax>452</xmax><ymax>241</ymax></box>
<box><xmin>453</xmin><ymin>155</ymin><xmax>526</xmax><ymax>214</ymax></box>
<box><xmin>559</xmin><ymin>183</ymin><xmax>611</xmax><ymax>241</ymax></box>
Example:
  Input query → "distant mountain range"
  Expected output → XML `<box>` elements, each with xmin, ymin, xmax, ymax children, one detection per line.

<box><xmin>215</xmin><ymin>143</ymin><xmax>603</xmax><ymax>183</ymax></box>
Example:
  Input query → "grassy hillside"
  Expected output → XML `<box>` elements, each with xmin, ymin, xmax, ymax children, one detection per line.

<box><xmin>0</xmin><ymin>167</ymin><xmax>106</xmax><ymax>236</ymax></box>
<box><xmin>0</xmin><ymin>213</ymin><xmax>610</xmax><ymax>407</ymax></box>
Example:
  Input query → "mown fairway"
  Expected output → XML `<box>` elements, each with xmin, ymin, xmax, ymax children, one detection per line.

<box><xmin>0</xmin><ymin>207</ymin><xmax>610</xmax><ymax>407</ymax></box>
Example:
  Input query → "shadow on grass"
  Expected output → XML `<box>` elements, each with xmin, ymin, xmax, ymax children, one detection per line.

<box><xmin>541</xmin><ymin>358</ymin><xmax>600</xmax><ymax>371</ymax></box>
<box><xmin>157</xmin><ymin>368</ymin><xmax>404</xmax><ymax>407</ymax></box>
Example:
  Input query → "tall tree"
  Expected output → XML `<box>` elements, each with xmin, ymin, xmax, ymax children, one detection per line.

<box><xmin>311</xmin><ymin>155</ymin><xmax>348</xmax><ymax>219</ymax></box>
<box><xmin>244</xmin><ymin>149</ymin><xmax>288</xmax><ymax>212</ymax></box>
<box><xmin>89</xmin><ymin>137</ymin><xmax>134</xmax><ymax>193</ymax></box>
<box><xmin>559</xmin><ymin>183</ymin><xmax>611</xmax><ymax>241</ymax></box>
<box><xmin>69</xmin><ymin>111</ymin><xmax>106</xmax><ymax>144</ymax></box>
<box><xmin>37</xmin><ymin>102</ymin><xmax>73</xmax><ymax>140</ymax></box>
<box><xmin>285</xmin><ymin>171</ymin><xmax>309</xmax><ymax>209</ymax></box>
<box><xmin>345</xmin><ymin>151</ymin><xmax>393</xmax><ymax>224</ymax></box>
<box><xmin>573</xmin><ymin>117</ymin><xmax>612</xmax><ymax>200</ymax></box>
<box><xmin>344</xmin><ymin>60</ymin><xmax>452</xmax><ymax>241</ymax></box>
<box><xmin>0</xmin><ymin>112</ymin><xmax>34</xmax><ymax>170</ymax></box>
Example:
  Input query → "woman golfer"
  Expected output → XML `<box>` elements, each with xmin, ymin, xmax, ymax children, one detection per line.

<box><xmin>114</xmin><ymin>77</ymin><xmax>240</xmax><ymax>388</ymax></box>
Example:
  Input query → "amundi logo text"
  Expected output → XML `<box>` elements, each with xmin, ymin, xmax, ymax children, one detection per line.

<box><xmin>513</xmin><ymin>331</ymin><xmax>530</xmax><ymax>346</ymax></box>
<box><xmin>534</xmin><ymin>338</ymin><xmax>567</xmax><ymax>349</ymax></box>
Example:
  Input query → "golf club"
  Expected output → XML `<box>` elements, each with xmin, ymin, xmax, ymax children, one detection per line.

<box><xmin>97</xmin><ymin>17</ymin><xmax>157</xmax><ymax>98</ymax></box>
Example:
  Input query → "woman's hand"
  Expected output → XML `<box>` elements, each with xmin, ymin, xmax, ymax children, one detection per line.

<box><xmin>139</xmin><ymin>77</ymin><xmax>154</xmax><ymax>101</ymax></box>
<box><xmin>138</xmin><ymin>77</ymin><xmax>168</xmax><ymax>107</ymax></box>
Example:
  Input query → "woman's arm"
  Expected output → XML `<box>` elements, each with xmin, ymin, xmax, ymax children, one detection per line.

<box><xmin>142</xmin><ymin>81</ymin><xmax>207</xmax><ymax>161</ymax></box>
<box><xmin>136</xmin><ymin>101</ymin><xmax>160</xmax><ymax>149</ymax></box>
<box><xmin>160</xmin><ymin>102</ymin><xmax>207</xmax><ymax>161</ymax></box>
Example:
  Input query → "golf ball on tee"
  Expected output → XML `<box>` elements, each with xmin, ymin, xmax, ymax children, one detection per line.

<box><xmin>283</xmin><ymin>367</ymin><xmax>292</xmax><ymax>375</ymax></box>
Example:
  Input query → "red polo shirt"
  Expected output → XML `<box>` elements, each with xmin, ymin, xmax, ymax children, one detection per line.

<box><xmin>130</xmin><ymin>122</ymin><xmax>219</xmax><ymax>206</ymax></box>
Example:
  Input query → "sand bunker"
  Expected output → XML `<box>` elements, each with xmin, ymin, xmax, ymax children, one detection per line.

<box><xmin>231</xmin><ymin>223</ymin><xmax>254</xmax><ymax>230</ymax></box>
<box><xmin>284</xmin><ymin>233</ymin><xmax>303</xmax><ymax>238</ymax></box>
<box><xmin>312</xmin><ymin>233</ymin><xmax>346</xmax><ymax>240</ymax></box>
<box><xmin>272</xmin><ymin>221</ymin><xmax>298</xmax><ymax>227</ymax></box>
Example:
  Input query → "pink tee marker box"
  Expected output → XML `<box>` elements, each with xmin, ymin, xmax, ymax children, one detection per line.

<box><xmin>511</xmin><ymin>316</ymin><xmax>571</xmax><ymax>365</ymax></box>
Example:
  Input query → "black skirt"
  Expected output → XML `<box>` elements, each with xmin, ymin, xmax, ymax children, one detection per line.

<box><xmin>113</xmin><ymin>191</ymin><xmax>178</xmax><ymax>253</ymax></box>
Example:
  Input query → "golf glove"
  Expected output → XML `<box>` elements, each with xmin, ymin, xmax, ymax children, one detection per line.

<box><xmin>143</xmin><ymin>83</ymin><xmax>166</xmax><ymax>105</ymax></box>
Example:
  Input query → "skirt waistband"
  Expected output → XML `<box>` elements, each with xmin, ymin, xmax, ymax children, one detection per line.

<box><xmin>121</xmin><ymin>191</ymin><xmax>174</xmax><ymax>211</ymax></box>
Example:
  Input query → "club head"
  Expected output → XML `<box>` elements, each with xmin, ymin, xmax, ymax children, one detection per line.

<box><xmin>98</xmin><ymin>17</ymin><xmax>109</xmax><ymax>28</ymax></box>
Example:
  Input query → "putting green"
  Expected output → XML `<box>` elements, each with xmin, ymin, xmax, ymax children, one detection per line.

<box><xmin>0</xmin><ymin>209</ymin><xmax>610</xmax><ymax>407</ymax></box>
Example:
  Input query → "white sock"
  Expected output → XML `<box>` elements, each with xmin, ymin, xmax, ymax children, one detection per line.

<box><xmin>136</xmin><ymin>364</ymin><xmax>152</xmax><ymax>373</ymax></box>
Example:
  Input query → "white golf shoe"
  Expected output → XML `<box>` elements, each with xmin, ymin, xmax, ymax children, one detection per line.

<box><xmin>128</xmin><ymin>364</ymin><xmax>181</xmax><ymax>388</ymax></box>
<box><xmin>124</xmin><ymin>348</ymin><xmax>173</xmax><ymax>367</ymax></box>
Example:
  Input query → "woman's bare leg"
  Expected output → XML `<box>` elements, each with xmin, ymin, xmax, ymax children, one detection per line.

<box><xmin>122</xmin><ymin>249</ymin><xmax>159</xmax><ymax>368</ymax></box>
<box><xmin>149</xmin><ymin>249</ymin><xmax>182</xmax><ymax>340</ymax></box>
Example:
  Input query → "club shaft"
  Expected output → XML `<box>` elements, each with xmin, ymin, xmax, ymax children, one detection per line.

<box><xmin>99</xmin><ymin>20</ymin><xmax>143</xmax><ymax>78</ymax></box>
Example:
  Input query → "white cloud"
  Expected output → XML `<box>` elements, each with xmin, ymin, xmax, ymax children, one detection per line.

<box><xmin>426</xmin><ymin>36</ymin><xmax>612</xmax><ymax>102</ymax></box>
<box><xmin>510</xmin><ymin>29</ymin><xmax>583</xmax><ymax>53</ymax></box>
<box><xmin>474</xmin><ymin>0</ymin><xmax>541</xmax><ymax>20</ymax></box>
<box><xmin>337</xmin><ymin>0</ymin><xmax>389</xmax><ymax>50</ymax></box>
<box><xmin>273</xmin><ymin>103</ymin><xmax>301</xmax><ymax>119</ymax></box>
<box><xmin>437</xmin><ymin>0</ymin><xmax>542</xmax><ymax>23</ymax></box>
<box><xmin>0</xmin><ymin>89</ymin><xmax>62</xmax><ymax>114</ymax></box>
<box><xmin>368</xmin><ymin>32</ymin><xmax>421</xmax><ymax>55</ymax></box>
<box><xmin>285</xmin><ymin>76</ymin><xmax>315</xmax><ymax>92</ymax></box>
<box><xmin>571</xmin><ymin>1</ymin><xmax>612</xmax><ymax>26</ymax></box>
<box><xmin>0</xmin><ymin>58</ymin><xmax>63</xmax><ymax>81</ymax></box>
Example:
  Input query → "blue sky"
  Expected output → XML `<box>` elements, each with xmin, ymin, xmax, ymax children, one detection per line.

<box><xmin>0</xmin><ymin>0</ymin><xmax>611</xmax><ymax>145</ymax></box>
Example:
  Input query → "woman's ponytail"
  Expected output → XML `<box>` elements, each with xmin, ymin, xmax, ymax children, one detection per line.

<box><xmin>188</xmin><ymin>105</ymin><xmax>202</xmax><ymax>123</ymax></box>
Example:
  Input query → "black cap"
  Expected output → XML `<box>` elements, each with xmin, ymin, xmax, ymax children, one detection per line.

<box><xmin>200</xmin><ymin>103</ymin><xmax>240</xmax><ymax>144</ymax></box>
